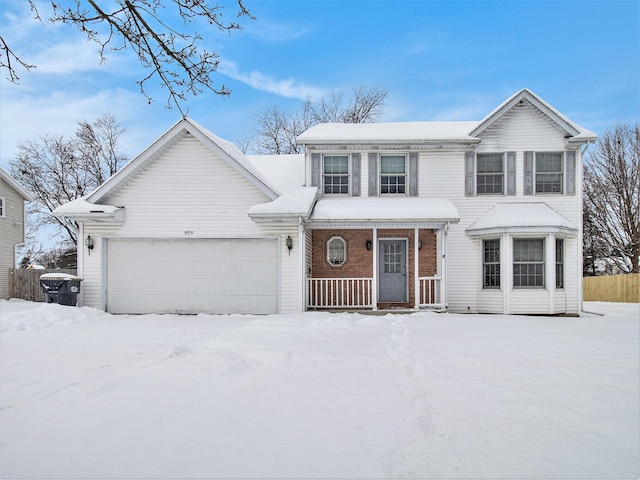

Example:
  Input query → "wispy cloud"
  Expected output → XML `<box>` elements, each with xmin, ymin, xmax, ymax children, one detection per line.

<box><xmin>218</xmin><ymin>60</ymin><xmax>327</xmax><ymax>100</ymax></box>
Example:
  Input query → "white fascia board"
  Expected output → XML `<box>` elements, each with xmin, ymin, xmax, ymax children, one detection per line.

<box><xmin>465</xmin><ymin>225</ymin><xmax>579</xmax><ymax>237</ymax></box>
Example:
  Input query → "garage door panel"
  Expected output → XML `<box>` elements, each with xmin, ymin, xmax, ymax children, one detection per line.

<box><xmin>107</xmin><ymin>238</ymin><xmax>278</xmax><ymax>314</ymax></box>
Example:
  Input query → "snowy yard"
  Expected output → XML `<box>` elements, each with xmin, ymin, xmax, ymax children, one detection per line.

<box><xmin>0</xmin><ymin>300</ymin><xmax>638</xmax><ymax>479</ymax></box>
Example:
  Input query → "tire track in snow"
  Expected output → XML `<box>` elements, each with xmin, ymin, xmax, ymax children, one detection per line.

<box><xmin>384</xmin><ymin>317</ymin><xmax>458</xmax><ymax>478</ymax></box>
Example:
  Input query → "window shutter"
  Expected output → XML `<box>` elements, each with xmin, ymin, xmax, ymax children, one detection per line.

<box><xmin>506</xmin><ymin>151</ymin><xmax>516</xmax><ymax>196</ymax></box>
<box><xmin>311</xmin><ymin>153</ymin><xmax>321</xmax><ymax>188</ymax></box>
<box><xmin>465</xmin><ymin>152</ymin><xmax>475</xmax><ymax>196</ymax></box>
<box><xmin>524</xmin><ymin>151</ymin><xmax>534</xmax><ymax>195</ymax></box>
<box><xmin>565</xmin><ymin>151</ymin><xmax>576</xmax><ymax>195</ymax></box>
<box><xmin>351</xmin><ymin>153</ymin><xmax>361</xmax><ymax>197</ymax></box>
<box><xmin>368</xmin><ymin>153</ymin><xmax>378</xmax><ymax>196</ymax></box>
<box><xmin>408</xmin><ymin>153</ymin><xmax>419</xmax><ymax>197</ymax></box>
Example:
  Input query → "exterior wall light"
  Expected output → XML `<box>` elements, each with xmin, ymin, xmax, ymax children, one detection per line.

<box><xmin>366</xmin><ymin>239</ymin><xmax>372</xmax><ymax>251</ymax></box>
<box><xmin>286</xmin><ymin>236</ymin><xmax>293</xmax><ymax>255</ymax></box>
<box><xmin>85</xmin><ymin>235</ymin><xmax>94</xmax><ymax>255</ymax></box>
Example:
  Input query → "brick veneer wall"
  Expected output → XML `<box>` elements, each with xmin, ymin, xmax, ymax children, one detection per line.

<box><xmin>310</xmin><ymin>228</ymin><xmax>438</xmax><ymax>308</ymax></box>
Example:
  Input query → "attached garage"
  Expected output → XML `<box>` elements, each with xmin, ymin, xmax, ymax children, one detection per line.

<box><xmin>106</xmin><ymin>238</ymin><xmax>279</xmax><ymax>314</ymax></box>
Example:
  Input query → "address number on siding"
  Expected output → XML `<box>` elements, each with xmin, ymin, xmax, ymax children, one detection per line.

<box><xmin>184</xmin><ymin>230</ymin><xmax>194</xmax><ymax>235</ymax></box>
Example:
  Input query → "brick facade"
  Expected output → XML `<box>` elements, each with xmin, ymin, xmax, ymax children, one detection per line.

<box><xmin>310</xmin><ymin>228</ymin><xmax>438</xmax><ymax>308</ymax></box>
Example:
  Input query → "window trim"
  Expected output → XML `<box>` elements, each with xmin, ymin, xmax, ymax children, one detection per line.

<box><xmin>379</xmin><ymin>153</ymin><xmax>407</xmax><ymax>196</ymax></box>
<box><xmin>0</xmin><ymin>196</ymin><xmax>5</xmax><ymax>218</ymax></box>
<box><xmin>322</xmin><ymin>154</ymin><xmax>350</xmax><ymax>195</ymax></box>
<box><xmin>482</xmin><ymin>238</ymin><xmax>501</xmax><ymax>289</ymax></box>
<box><xmin>534</xmin><ymin>152</ymin><xmax>564</xmax><ymax>195</ymax></box>
<box><xmin>326</xmin><ymin>236</ymin><xmax>346</xmax><ymax>267</ymax></box>
<box><xmin>476</xmin><ymin>153</ymin><xmax>505</xmax><ymax>196</ymax></box>
<box><xmin>513</xmin><ymin>238</ymin><xmax>546</xmax><ymax>289</ymax></box>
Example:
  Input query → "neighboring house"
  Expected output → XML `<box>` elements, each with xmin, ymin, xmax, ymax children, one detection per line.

<box><xmin>0</xmin><ymin>168</ymin><xmax>33</xmax><ymax>299</ymax></box>
<box><xmin>54</xmin><ymin>89</ymin><xmax>596</xmax><ymax>315</ymax></box>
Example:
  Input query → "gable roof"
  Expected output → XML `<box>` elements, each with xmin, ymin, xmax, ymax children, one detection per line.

<box><xmin>0</xmin><ymin>168</ymin><xmax>33</xmax><ymax>201</ymax></box>
<box><xmin>469</xmin><ymin>88</ymin><xmax>597</xmax><ymax>144</ymax></box>
<box><xmin>297</xmin><ymin>89</ymin><xmax>597</xmax><ymax>148</ymax></box>
<box><xmin>86</xmin><ymin>118</ymin><xmax>280</xmax><ymax>204</ymax></box>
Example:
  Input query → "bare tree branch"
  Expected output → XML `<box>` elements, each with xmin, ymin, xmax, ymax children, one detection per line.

<box><xmin>9</xmin><ymin>114</ymin><xmax>128</xmax><ymax>248</ymax></box>
<box><xmin>1</xmin><ymin>0</ymin><xmax>255</xmax><ymax>110</ymax></box>
<box><xmin>584</xmin><ymin>123</ymin><xmax>640</xmax><ymax>274</ymax></box>
<box><xmin>248</xmin><ymin>85</ymin><xmax>388</xmax><ymax>154</ymax></box>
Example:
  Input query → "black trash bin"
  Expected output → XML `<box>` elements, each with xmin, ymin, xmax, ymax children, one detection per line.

<box><xmin>40</xmin><ymin>273</ymin><xmax>82</xmax><ymax>306</ymax></box>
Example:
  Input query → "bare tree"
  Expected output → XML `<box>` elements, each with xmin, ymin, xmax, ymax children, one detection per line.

<box><xmin>9</xmin><ymin>114</ymin><xmax>127</xmax><ymax>247</ymax></box>
<box><xmin>1</xmin><ymin>0</ymin><xmax>254</xmax><ymax>110</ymax></box>
<box><xmin>583</xmin><ymin>123</ymin><xmax>640</xmax><ymax>274</ymax></box>
<box><xmin>247</xmin><ymin>85</ymin><xmax>388</xmax><ymax>154</ymax></box>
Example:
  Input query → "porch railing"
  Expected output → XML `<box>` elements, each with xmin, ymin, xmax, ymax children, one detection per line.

<box><xmin>419</xmin><ymin>276</ymin><xmax>442</xmax><ymax>307</ymax></box>
<box><xmin>307</xmin><ymin>278</ymin><xmax>373</xmax><ymax>308</ymax></box>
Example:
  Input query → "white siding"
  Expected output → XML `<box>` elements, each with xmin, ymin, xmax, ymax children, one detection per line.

<box><xmin>0</xmin><ymin>178</ymin><xmax>27</xmax><ymax>298</ymax></box>
<box><xmin>80</xmin><ymin>134</ymin><xmax>304</xmax><ymax>314</ymax></box>
<box><xmin>420</xmin><ymin>105</ymin><xmax>582</xmax><ymax>314</ymax></box>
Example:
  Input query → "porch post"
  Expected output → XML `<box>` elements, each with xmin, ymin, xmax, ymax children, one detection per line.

<box><xmin>442</xmin><ymin>223</ymin><xmax>449</xmax><ymax>310</ymax></box>
<box><xmin>372</xmin><ymin>227</ymin><xmax>378</xmax><ymax>310</ymax></box>
<box><xmin>299</xmin><ymin>221</ymin><xmax>306</xmax><ymax>312</ymax></box>
<box><xmin>414</xmin><ymin>228</ymin><xmax>419</xmax><ymax>310</ymax></box>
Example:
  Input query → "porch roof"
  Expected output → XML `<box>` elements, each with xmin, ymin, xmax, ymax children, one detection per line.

<box><xmin>465</xmin><ymin>202</ymin><xmax>578</xmax><ymax>236</ymax></box>
<box><xmin>307</xmin><ymin>197</ymin><xmax>460</xmax><ymax>226</ymax></box>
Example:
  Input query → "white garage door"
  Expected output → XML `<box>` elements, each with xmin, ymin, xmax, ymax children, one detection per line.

<box><xmin>106</xmin><ymin>238</ymin><xmax>278</xmax><ymax>314</ymax></box>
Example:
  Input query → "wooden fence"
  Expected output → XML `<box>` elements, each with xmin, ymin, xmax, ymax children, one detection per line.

<box><xmin>583</xmin><ymin>274</ymin><xmax>639</xmax><ymax>303</ymax></box>
<box><xmin>8</xmin><ymin>269</ymin><xmax>78</xmax><ymax>302</ymax></box>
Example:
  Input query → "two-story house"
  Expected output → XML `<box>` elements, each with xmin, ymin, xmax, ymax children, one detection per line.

<box><xmin>0</xmin><ymin>168</ymin><xmax>33</xmax><ymax>299</ymax></box>
<box><xmin>54</xmin><ymin>89</ymin><xmax>596</xmax><ymax>315</ymax></box>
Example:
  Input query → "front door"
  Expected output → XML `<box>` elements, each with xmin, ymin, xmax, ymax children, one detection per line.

<box><xmin>378</xmin><ymin>239</ymin><xmax>407</xmax><ymax>303</ymax></box>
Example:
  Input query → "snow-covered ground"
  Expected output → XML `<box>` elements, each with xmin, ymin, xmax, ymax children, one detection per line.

<box><xmin>1</xmin><ymin>300</ymin><xmax>638</xmax><ymax>479</ymax></box>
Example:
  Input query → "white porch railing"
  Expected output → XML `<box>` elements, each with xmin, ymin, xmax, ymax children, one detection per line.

<box><xmin>307</xmin><ymin>278</ymin><xmax>373</xmax><ymax>308</ymax></box>
<box><xmin>419</xmin><ymin>276</ymin><xmax>442</xmax><ymax>307</ymax></box>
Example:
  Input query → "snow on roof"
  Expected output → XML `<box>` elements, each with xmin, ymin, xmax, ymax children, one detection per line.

<box><xmin>247</xmin><ymin>154</ymin><xmax>305</xmax><ymax>193</ymax></box>
<box><xmin>246</xmin><ymin>154</ymin><xmax>320</xmax><ymax>222</ymax></box>
<box><xmin>309</xmin><ymin>197</ymin><xmax>460</xmax><ymax>224</ymax></box>
<box><xmin>296</xmin><ymin>121</ymin><xmax>480</xmax><ymax>144</ymax></box>
<box><xmin>248</xmin><ymin>186</ymin><xmax>318</xmax><ymax>222</ymax></box>
<box><xmin>53</xmin><ymin>197</ymin><xmax>124</xmax><ymax>222</ymax></box>
<box><xmin>466</xmin><ymin>203</ymin><xmax>578</xmax><ymax>236</ymax></box>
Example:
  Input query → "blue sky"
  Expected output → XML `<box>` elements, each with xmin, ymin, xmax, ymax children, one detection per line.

<box><xmin>1</xmin><ymin>0</ymin><xmax>638</xmax><ymax>168</ymax></box>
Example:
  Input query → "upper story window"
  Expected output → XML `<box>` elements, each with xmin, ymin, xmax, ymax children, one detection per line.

<box><xmin>465</xmin><ymin>152</ymin><xmax>515</xmax><ymax>197</ymax></box>
<box><xmin>535</xmin><ymin>152</ymin><xmax>563</xmax><ymax>194</ymax></box>
<box><xmin>0</xmin><ymin>197</ymin><xmax>5</xmax><ymax>218</ymax></box>
<box><xmin>323</xmin><ymin>155</ymin><xmax>349</xmax><ymax>195</ymax></box>
<box><xmin>327</xmin><ymin>236</ymin><xmax>346</xmax><ymax>266</ymax></box>
<box><xmin>477</xmin><ymin>154</ymin><xmax>504</xmax><ymax>195</ymax></box>
<box><xmin>380</xmin><ymin>155</ymin><xmax>406</xmax><ymax>194</ymax></box>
